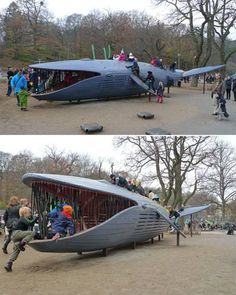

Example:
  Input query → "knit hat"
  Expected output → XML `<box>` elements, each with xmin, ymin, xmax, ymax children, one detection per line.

<box><xmin>63</xmin><ymin>205</ymin><xmax>73</xmax><ymax>215</ymax></box>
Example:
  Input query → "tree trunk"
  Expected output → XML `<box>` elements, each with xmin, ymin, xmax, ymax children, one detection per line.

<box><xmin>191</xmin><ymin>75</ymin><xmax>199</xmax><ymax>87</ymax></box>
<box><xmin>222</xmin><ymin>201</ymin><xmax>226</xmax><ymax>223</ymax></box>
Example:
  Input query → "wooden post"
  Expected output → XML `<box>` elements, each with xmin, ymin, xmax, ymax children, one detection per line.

<box><xmin>190</xmin><ymin>214</ymin><xmax>193</xmax><ymax>238</ymax></box>
<box><xmin>177</xmin><ymin>231</ymin><xmax>180</xmax><ymax>246</ymax></box>
<box><xmin>102</xmin><ymin>248</ymin><xmax>108</xmax><ymax>257</ymax></box>
<box><xmin>151</xmin><ymin>238</ymin><xmax>154</xmax><ymax>244</ymax></box>
<box><xmin>132</xmin><ymin>241</ymin><xmax>136</xmax><ymax>249</ymax></box>
<box><xmin>158</xmin><ymin>235</ymin><xmax>161</xmax><ymax>241</ymax></box>
<box><xmin>203</xmin><ymin>73</ymin><xmax>206</xmax><ymax>94</ymax></box>
<box><xmin>161</xmin><ymin>233</ymin><xmax>164</xmax><ymax>239</ymax></box>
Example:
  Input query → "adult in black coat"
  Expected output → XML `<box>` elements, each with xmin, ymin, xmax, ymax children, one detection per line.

<box><xmin>2</xmin><ymin>196</ymin><xmax>20</xmax><ymax>254</ymax></box>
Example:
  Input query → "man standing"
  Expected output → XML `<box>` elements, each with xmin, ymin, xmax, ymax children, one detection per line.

<box><xmin>232</xmin><ymin>78</ymin><xmax>236</xmax><ymax>101</ymax></box>
<box><xmin>211</xmin><ymin>73</ymin><xmax>225</xmax><ymax>115</ymax></box>
<box><xmin>225</xmin><ymin>76</ymin><xmax>232</xmax><ymax>100</ymax></box>
<box><xmin>11</xmin><ymin>69</ymin><xmax>27</xmax><ymax>107</ymax></box>
<box><xmin>6</xmin><ymin>67</ymin><xmax>14</xmax><ymax>96</ymax></box>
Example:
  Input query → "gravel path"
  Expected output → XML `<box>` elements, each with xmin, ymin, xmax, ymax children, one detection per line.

<box><xmin>0</xmin><ymin>232</ymin><xmax>235</xmax><ymax>295</ymax></box>
<box><xmin>1</xmin><ymin>81</ymin><xmax>236</xmax><ymax>135</ymax></box>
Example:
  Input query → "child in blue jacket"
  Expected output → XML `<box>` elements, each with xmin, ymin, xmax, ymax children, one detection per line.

<box><xmin>49</xmin><ymin>205</ymin><xmax>75</xmax><ymax>240</ymax></box>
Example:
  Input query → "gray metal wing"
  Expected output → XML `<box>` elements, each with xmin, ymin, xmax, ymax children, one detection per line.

<box><xmin>179</xmin><ymin>205</ymin><xmax>211</xmax><ymax>217</ymax></box>
<box><xmin>183</xmin><ymin>65</ymin><xmax>225</xmax><ymax>78</ymax></box>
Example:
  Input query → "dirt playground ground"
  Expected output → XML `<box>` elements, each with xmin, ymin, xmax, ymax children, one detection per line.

<box><xmin>0</xmin><ymin>232</ymin><xmax>236</xmax><ymax>295</ymax></box>
<box><xmin>0</xmin><ymin>80</ymin><xmax>236</xmax><ymax>135</ymax></box>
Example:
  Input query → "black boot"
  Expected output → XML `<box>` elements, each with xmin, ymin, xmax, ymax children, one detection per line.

<box><xmin>18</xmin><ymin>240</ymin><xmax>26</xmax><ymax>251</ymax></box>
<box><xmin>16</xmin><ymin>94</ymin><xmax>20</xmax><ymax>106</ymax></box>
<box><xmin>224</xmin><ymin>112</ymin><xmax>229</xmax><ymax>118</ymax></box>
<box><xmin>4</xmin><ymin>261</ymin><xmax>13</xmax><ymax>272</ymax></box>
<box><xmin>2</xmin><ymin>237</ymin><xmax>11</xmax><ymax>254</ymax></box>
<box><xmin>2</xmin><ymin>247</ymin><xmax>8</xmax><ymax>254</ymax></box>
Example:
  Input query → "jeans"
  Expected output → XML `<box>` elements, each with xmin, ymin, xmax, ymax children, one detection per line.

<box><xmin>7</xmin><ymin>85</ymin><xmax>12</xmax><ymax>96</ymax></box>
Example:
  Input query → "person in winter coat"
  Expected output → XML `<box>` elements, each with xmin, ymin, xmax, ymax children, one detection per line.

<box><xmin>4</xmin><ymin>206</ymin><xmax>38</xmax><ymax>272</ymax></box>
<box><xmin>144</xmin><ymin>71</ymin><xmax>155</xmax><ymax>92</ymax></box>
<box><xmin>118</xmin><ymin>50</ymin><xmax>126</xmax><ymax>61</ymax></box>
<box><xmin>11</xmin><ymin>70</ymin><xmax>28</xmax><ymax>106</ymax></box>
<box><xmin>211</xmin><ymin>73</ymin><xmax>226</xmax><ymax>116</ymax></box>
<box><xmin>126</xmin><ymin>59</ymin><xmax>140</xmax><ymax>77</ymax></box>
<box><xmin>169</xmin><ymin>208</ymin><xmax>180</xmax><ymax>227</ymax></box>
<box><xmin>2</xmin><ymin>196</ymin><xmax>21</xmax><ymax>254</ymax></box>
<box><xmin>50</xmin><ymin>205</ymin><xmax>75</xmax><ymax>240</ymax></box>
<box><xmin>6</xmin><ymin>67</ymin><xmax>14</xmax><ymax>96</ymax></box>
<box><xmin>225</xmin><ymin>76</ymin><xmax>232</xmax><ymax>100</ymax></box>
<box><xmin>232</xmin><ymin>78</ymin><xmax>236</xmax><ymax>101</ymax></box>
<box><xmin>156</xmin><ymin>81</ymin><xmax>164</xmax><ymax>103</ymax></box>
<box><xmin>110</xmin><ymin>174</ymin><xmax>129</xmax><ymax>189</ymax></box>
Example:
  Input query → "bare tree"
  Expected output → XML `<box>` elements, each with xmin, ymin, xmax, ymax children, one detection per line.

<box><xmin>153</xmin><ymin>0</ymin><xmax>236</xmax><ymax>68</ymax></box>
<box><xmin>114</xmin><ymin>136</ymin><xmax>211</xmax><ymax>208</ymax></box>
<box><xmin>152</xmin><ymin>0</ymin><xmax>213</xmax><ymax>68</ymax></box>
<box><xmin>213</xmin><ymin>0</ymin><xmax>236</xmax><ymax>64</ymax></box>
<box><xmin>0</xmin><ymin>2</ymin><xmax>27</xmax><ymax>59</ymax></box>
<box><xmin>16</xmin><ymin>0</ymin><xmax>52</xmax><ymax>56</ymax></box>
<box><xmin>0</xmin><ymin>152</ymin><xmax>11</xmax><ymax>201</ymax></box>
<box><xmin>43</xmin><ymin>146</ymin><xmax>80</xmax><ymax>175</ymax></box>
<box><xmin>200</xmin><ymin>140</ymin><xmax>236</xmax><ymax>222</ymax></box>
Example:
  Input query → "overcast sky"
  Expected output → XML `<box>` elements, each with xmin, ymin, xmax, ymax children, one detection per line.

<box><xmin>1</xmin><ymin>135</ymin><xmax>236</xmax><ymax>157</ymax></box>
<box><xmin>0</xmin><ymin>0</ymin><xmax>158</xmax><ymax>18</ymax></box>
<box><xmin>0</xmin><ymin>135</ymin><xmax>118</xmax><ymax>158</ymax></box>
<box><xmin>0</xmin><ymin>0</ymin><xmax>235</xmax><ymax>38</ymax></box>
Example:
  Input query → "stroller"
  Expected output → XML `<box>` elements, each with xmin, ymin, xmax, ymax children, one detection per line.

<box><xmin>217</xmin><ymin>96</ymin><xmax>229</xmax><ymax>119</ymax></box>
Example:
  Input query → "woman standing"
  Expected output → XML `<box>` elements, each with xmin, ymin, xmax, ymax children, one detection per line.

<box><xmin>2</xmin><ymin>196</ymin><xmax>20</xmax><ymax>254</ymax></box>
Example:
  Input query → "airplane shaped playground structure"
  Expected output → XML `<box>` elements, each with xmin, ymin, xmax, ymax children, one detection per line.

<box><xmin>29</xmin><ymin>59</ymin><xmax>225</xmax><ymax>102</ymax></box>
<box><xmin>23</xmin><ymin>173</ymin><xmax>210</xmax><ymax>254</ymax></box>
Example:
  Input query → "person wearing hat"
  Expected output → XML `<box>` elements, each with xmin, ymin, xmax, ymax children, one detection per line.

<box><xmin>128</xmin><ymin>53</ymin><xmax>135</xmax><ymax>62</ymax></box>
<box><xmin>144</xmin><ymin>71</ymin><xmax>156</xmax><ymax>92</ymax></box>
<box><xmin>50</xmin><ymin>205</ymin><xmax>75</xmax><ymax>240</ymax></box>
<box><xmin>118</xmin><ymin>49</ymin><xmax>126</xmax><ymax>61</ymax></box>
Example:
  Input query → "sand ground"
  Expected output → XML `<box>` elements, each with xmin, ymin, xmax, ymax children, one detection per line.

<box><xmin>0</xmin><ymin>232</ymin><xmax>235</xmax><ymax>295</ymax></box>
<box><xmin>0</xmin><ymin>80</ymin><xmax>236</xmax><ymax>135</ymax></box>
